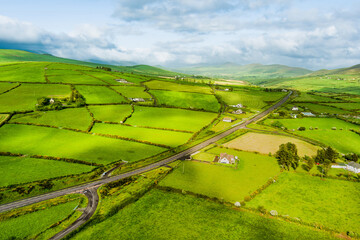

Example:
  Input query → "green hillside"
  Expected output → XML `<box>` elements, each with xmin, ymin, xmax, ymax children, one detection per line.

<box><xmin>0</xmin><ymin>49</ymin><xmax>181</xmax><ymax>77</ymax></box>
<box><xmin>176</xmin><ymin>63</ymin><xmax>312</xmax><ymax>80</ymax></box>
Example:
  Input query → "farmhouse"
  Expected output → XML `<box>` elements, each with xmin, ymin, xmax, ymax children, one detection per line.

<box><xmin>331</xmin><ymin>163</ymin><xmax>347</xmax><ymax>169</ymax></box>
<box><xmin>301</xmin><ymin>112</ymin><xmax>316</xmax><ymax>117</ymax></box>
<box><xmin>223</xmin><ymin>117</ymin><xmax>233</xmax><ymax>122</ymax></box>
<box><xmin>346</xmin><ymin>161</ymin><xmax>360</xmax><ymax>173</ymax></box>
<box><xmin>116</xmin><ymin>79</ymin><xmax>130</xmax><ymax>84</ymax></box>
<box><xmin>230</xmin><ymin>103</ymin><xmax>243</xmax><ymax>108</ymax></box>
<box><xmin>291</xmin><ymin>106</ymin><xmax>299</xmax><ymax>111</ymax></box>
<box><xmin>130</xmin><ymin>98</ymin><xmax>145</xmax><ymax>102</ymax></box>
<box><xmin>232</xmin><ymin>109</ymin><xmax>243</xmax><ymax>115</ymax></box>
<box><xmin>49</xmin><ymin>98</ymin><xmax>55</xmax><ymax>104</ymax></box>
<box><xmin>214</xmin><ymin>153</ymin><xmax>237</xmax><ymax>164</ymax></box>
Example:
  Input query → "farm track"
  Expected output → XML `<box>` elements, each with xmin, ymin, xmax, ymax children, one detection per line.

<box><xmin>0</xmin><ymin>91</ymin><xmax>292</xmax><ymax>239</ymax></box>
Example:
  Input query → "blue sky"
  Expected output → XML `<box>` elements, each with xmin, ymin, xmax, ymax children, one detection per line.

<box><xmin>0</xmin><ymin>0</ymin><xmax>359</xmax><ymax>69</ymax></box>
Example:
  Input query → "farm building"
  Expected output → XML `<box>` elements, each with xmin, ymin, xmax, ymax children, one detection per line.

<box><xmin>130</xmin><ymin>98</ymin><xmax>145</xmax><ymax>102</ymax></box>
<box><xmin>49</xmin><ymin>98</ymin><xmax>55</xmax><ymax>104</ymax></box>
<box><xmin>331</xmin><ymin>163</ymin><xmax>347</xmax><ymax>169</ymax></box>
<box><xmin>223</xmin><ymin>117</ymin><xmax>233</xmax><ymax>122</ymax></box>
<box><xmin>230</xmin><ymin>103</ymin><xmax>243</xmax><ymax>108</ymax></box>
<box><xmin>291</xmin><ymin>106</ymin><xmax>299</xmax><ymax>111</ymax></box>
<box><xmin>232</xmin><ymin>109</ymin><xmax>243</xmax><ymax>114</ymax></box>
<box><xmin>346</xmin><ymin>161</ymin><xmax>360</xmax><ymax>173</ymax></box>
<box><xmin>214</xmin><ymin>153</ymin><xmax>237</xmax><ymax>164</ymax></box>
<box><xmin>116</xmin><ymin>79</ymin><xmax>130</xmax><ymax>84</ymax></box>
<box><xmin>301</xmin><ymin>112</ymin><xmax>316</xmax><ymax>117</ymax></box>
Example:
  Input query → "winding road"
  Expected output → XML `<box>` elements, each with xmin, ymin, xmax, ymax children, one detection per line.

<box><xmin>0</xmin><ymin>91</ymin><xmax>292</xmax><ymax>239</ymax></box>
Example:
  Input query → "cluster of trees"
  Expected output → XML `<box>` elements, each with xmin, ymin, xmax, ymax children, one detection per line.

<box><xmin>96</xmin><ymin>66</ymin><xmax>112</xmax><ymax>71</ymax></box>
<box><xmin>36</xmin><ymin>97</ymin><xmax>62</xmax><ymax>111</ymax></box>
<box><xmin>275</xmin><ymin>142</ymin><xmax>300</xmax><ymax>170</ymax></box>
<box><xmin>69</xmin><ymin>88</ymin><xmax>86</xmax><ymax>107</ymax></box>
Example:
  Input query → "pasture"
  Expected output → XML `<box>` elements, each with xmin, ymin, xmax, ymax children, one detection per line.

<box><xmin>0</xmin><ymin>155</ymin><xmax>94</xmax><ymax>186</ymax></box>
<box><xmin>0</xmin><ymin>114</ymin><xmax>8</xmax><ymax>124</ymax></box>
<box><xmin>160</xmin><ymin>149</ymin><xmax>280</xmax><ymax>202</ymax></box>
<box><xmin>223</xmin><ymin>132</ymin><xmax>320</xmax><ymax>157</ymax></box>
<box><xmin>71</xmin><ymin>189</ymin><xmax>337</xmax><ymax>240</ymax></box>
<box><xmin>216</xmin><ymin>88</ymin><xmax>285</xmax><ymax>111</ymax></box>
<box><xmin>126</xmin><ymin>106</ymin><xmax>218</xmax><ymax>132</ymax></box>
<box><xmin>0</xmin><ymin>197</ymin><xmax>80</xmax><ymax>240</ymax></box>
<box><xmin>247</xmin><ymin>172</ymin><xmax>360</xmax><ymax>234</ymax></box>
<box><xmin>111</xmin><ymin>86</ymin><xmax>151</xmax><ymax>99</ymax></box>
<box><xmin>263</xmin><ymin>118</ymin><xmax>360</xmax><ymax>153</ymax></box>
<box><xmin>0</xmin><ymin>83</ymin><xmax>71</xmax><ymax>113</ymax></box>
<box><xmin>88</xmin><ymin>104</ymin><xmax>133</xmax><ymax>122</ymax></box>
<box><xmin>75</xmin><ymin>85</ymin><xmax>127</xmax><ymax>104</ymax></box>
<box><xmin>0</xmin><ymin>62</ymin><xmax>47</xmax><ymax>83</ymax></box>
<box><xmin>292</xmin><ymin>92</ymin><xmax>340</xmax><ymax>102</ymax></box>
<box><xmin>9</xmin><ymin>108</ymin><xmax>93</xmax><ymax>131</ymax></box>
<box><xmin>145</xmin><ymin>80</ymin><xmax>213</xmax><ymax>94</ymax></box>
<box><xmin>91</xmin><ymin>123</ymin><xmax>193</xmax><ymax>147</ymax></box>
<box><xmin>0</xmin><ymin>82</ymin><xmax>18</xmax><ymax>94</ymax></box>
<box><xmin>324</xmin><ymin>102</ymin><xmax>360</xmax><ymax>111</ymax></box>
<box><xmin>294</xmin><ymin>103</ymin><xmax>349</xmax><ymax>114</ymax></box>
<box><xmin>0</xmin><ymin>124</ymin><xmax>166</xmax><ymax>164</ymax></box>
<box><xmin>47</xmin><ymin>73</ymin><xmax>104</xmax><ymax>85</ymax></box>
<box><xmin>82</xmin><ymin>71</ymin><xmax>120</xmax><ymax>85</ymax></box>
<box><xmin>150</xmin><ymin>90</ymin><xmax>220</xmax><ymax>112</ymax></box>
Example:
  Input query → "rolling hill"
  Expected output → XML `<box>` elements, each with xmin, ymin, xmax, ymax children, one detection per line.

<box><xmin>0</xmin><ymin>49</ymin><xmax>182</xmax><ymax>77</ymax></box>
<box><xmin>176</xmin><ymin>63</ymin><xmax>312</xmax><ymax>80</ymax></box>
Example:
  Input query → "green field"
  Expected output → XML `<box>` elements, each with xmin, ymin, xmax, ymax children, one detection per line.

<box><xmin>294</xmin><ymin>103</ymin><xmax>349</xmax><ymax>114</ymax></box>
<box><xmin>47</xmin><ymin>73</ymin><xmax>105</xmax><ymax>85</ymax></box>
<box><xmin>88</xmin><ymin>104</ymin><xmax>132</xmax><ymax>122</ymax></box>
<box><xmin>223</xmin><ymin>132</ymin><xmax>320</xmax><ymax>157</ymax></box>
<box><xmin>247</xmin><ymin>172</ymin><xmax>360</xmax><ymax>234</ymax></box>
<box><xmin>0</xmin><ymin>83</ymin><xmax>71</xmax><ymax>112</ymax></box>
<box><xmin>150</xmin><ymin>90</ymin><xmax>220</xmax><ymax>112</ymax></box>
<box><xmin>0</xmin><ymin>197</ymin><xmax>80</xmax><ymax>240</ymax></box>
<box><xmin>9</xmin><ymin>108</ymin><xmax>93</xmax><ymax>131</ymax></box>
<box><xmin>0</xmin><ymin>124</ymin><xmax>166</xmax><ymax>164</ymax></box>
<box><xmin>145</xmin><ymin>80</ymin><xmax>213</xmax><ymax>94</ymax></box>
<box><xmin>111</xmin><ymin>86</ymin><xmax>152</xmax><ymax>99</ymax></box>
<box><xmin>160</xmin><ymin>149</ymin><xmax>280</xmax><ymax>202</ymax></box>
<box><xmin>126</xmin><ymin>106</ymin><xmax>218</xmax><ymax>132</ymax></box>
<box><xmin>216</xmin><ymin>88</ymin><xmax>286</xmax><ymax>110</ymax></box>
<box><xmin>324</xmin><ymin>102</ymin><xmax>360</xmax><ymax>110</ymax></box>
<box><xmin>0</xmin><ymin>114</ymin><xmax>8</xmax><ymax>124</ymax></box>
<box><xmin>264</xmin><ymin>118</ymin><xmax>360</xmax><ymax>153</ymax></box>
<box><xmin>0</xmin><ymin>155</ymin><xmax>94</xmax><ymax>186</ymax></box>
<box><xmin>0</xmin><ymin>82</ymin><xmax>18</xmax><ymax>93</ymax></box>
<box><xmin>75</xmin><ymin>85</ymin><xmax>127</xmax><ymax>104</ymax></box>
<box><xmin>0</xmin><ymin>62</ymin><xmax>47</xmax><ymax>83</ymax></box>
<box><xmin>71</xmin><ymin>189</ymin><xmax>337</xmax><ymax>240</ymax></box>
<box><xmin>91</xmin><ymin>123</ymin><xmax>193</xmax><ymax>147</ymax></box>
<box><xmin>292</xmin><ymin>92</ymin><xmax>341</xmax><ymax>102</ymax></box>
<box><xmin>81</xmin><ymin>71</ymin><xmax>120</xmax><ymax>85</ymax></box>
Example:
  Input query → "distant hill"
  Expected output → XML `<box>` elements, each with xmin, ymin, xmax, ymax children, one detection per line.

<box><xmin>310</xmin><ymin>64</ymin><xmax>360</xmax><ymax>76</ymax></box>
<box><xmin>0</xmin><ymin>49</ymin><xmax>182</xmax><ymax>77</ymax></box>
<box><xmin>176</xmin><ymin>63</ymin><xmax>313</xmax><ymax>80</ymax></box>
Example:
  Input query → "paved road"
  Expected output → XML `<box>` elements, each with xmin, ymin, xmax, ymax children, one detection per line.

<box><xmin>0</xmin><ymin>91</ymin><xmax>292</xmax><ymax>239</ymax></box>
<box><xmin>49</xmin><ymin>187</ymin><xmax>99</xmax><ymax>240</ymax></box>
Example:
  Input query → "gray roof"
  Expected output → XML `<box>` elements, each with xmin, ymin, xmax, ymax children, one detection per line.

<box><xmin>348</xmin><ymin>161</ymin><xmax>360</xmax><ymax>169</ymax></box>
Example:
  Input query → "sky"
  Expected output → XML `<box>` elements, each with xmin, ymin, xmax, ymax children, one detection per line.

<box><xmin>0</xmin><ymin>0</ymin><xmax>359</xmax><ymax>70</ymax></box>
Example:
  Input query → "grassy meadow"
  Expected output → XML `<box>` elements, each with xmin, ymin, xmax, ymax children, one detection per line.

<box><xmin>88</xmin><ymin>104</ymin><xmax>133</xmax><ymax>122</ymax></box>
<box><xmin>294</xmin><ymin>103</ymin><xmax>349</xmax><ymax>115</ymax></box>
<box><xmin>71</xmin><ymin>189</ymin><xmax>338</xmax><ymax>240</ymax></box>
<box><xmin>247</xmin><ymin>172</ymin><xmax>360</xmax><ymax>234</ymax></box>
<box><xmin>150</xmin><ymin>90</ymin><xmax>220</xmax><ymax>112</ymax></box>
<box><xmin>0</xmin><ymin>155</ymin><xmax>94</xmax><ymax>186</ymax></box>
<box><xmin>223</xmin><ymin>132</ymin><xmax>320</xmax><ymax>157</ymax></box>
<box><xmin>126</xmin><ymin>106</ymin><xmax>218</xmax><ymax>132</ymax></box>
<box><xmin>0</xmin><ymin>82</ymin><xmax>18</xmax><ymax>93</ymax></box>
<box><xmin>0</xmin><ymin>83</ymin><xmax>71</xmax><ymax>113</ymax></box>
<box><xmin>91</xmin><ymin>123</ymin><xmax>193</xmax><ymax>147</ymax></box>
<box><xmin>145</xmin><ymin>80</ymin><xmax>213</xmax><ymax>94</ymax></box>
<box><xmin>0</xmin><ymin>62</ymin><xmax>47</xmax><ymax>83</ymax></box>
<box><xmin>9</xmin><ymin>108</ymin><xmax>93</xmax><ymax>131</ymax></box>
<box><xmin>0</xmin><ymin>196</ymin><xmax>82</xmax><ymax>240</ymax></box>
<box><xmin>111</xmin><ymin>86</ymin><xmax>151</xmax><ymax>99</ymax></box>
<box><xmin>160</xmin><ymin>149</ymin><xmax>280</xmax><ymax>202</ymax></box>
<box><xmin>292</xmin><ymin>92</ymin><xmax>341</xmax><ymax>102</ymax></box>
<box><xmin>47</xmin><ymin>73</ymin><xmax>104</xmax><ymax>85</ymax></box>
<box><xmin>75</xmin><ymin>85</ymin><xmax>127</xmax><ymax>104</ymax></box>
<box><xmin>0</xmin><ymin>124</ymin><xmax>166</xmax><ymax>164</ymax></box>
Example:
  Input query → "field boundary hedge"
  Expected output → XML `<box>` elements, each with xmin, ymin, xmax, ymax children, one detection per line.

<box><xmin>0</xmin><ymin>83</ymin><xmax>21</xmax><ymax>95</ymax></box>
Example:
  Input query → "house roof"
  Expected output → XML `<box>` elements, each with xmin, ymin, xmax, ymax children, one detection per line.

<box><xmin>348</xmin><ymin>161</ymin><xmax>360</xmax><ymax>169</ymax></box>
<box><xmin>220</xmin><ymin>153</ymin><xmax>235</xmax><ymax>161</ymax></box>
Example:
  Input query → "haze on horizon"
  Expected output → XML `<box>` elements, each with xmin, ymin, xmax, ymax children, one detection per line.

<box><xmin>0</xmin><ymin>0</ymin><xmax>359</xmax><ymax>70</ymax></box>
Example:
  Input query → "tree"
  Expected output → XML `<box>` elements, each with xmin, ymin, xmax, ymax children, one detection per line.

<box><xmin>325</xmin><ymin>146</ymin><xmax>338</xmax><ymax>163</ymax></box>
<box><xmin>39</xmin><ymin>180</ymin><xmax>54</xmax><ymax>190</ymax></box>
<box><xmin>302</xmin><ymin>155</ymin><xmax>314</xmax><ymax>172</ymax></box>
<box><xmin>345</xmin><ymin>153</ymin><xmax>358</xmax><ymax>163</ymax></box>
<box><xmin>314</xmin><ymin>149</ymin><xmax>326</xmax><ymax>163</ymax></box>
<box><xmin>271</xmin><ymin>121</ymin><xmax>284</xmax><ymax>129</ymax></box>
<box><xmin>275</xmin><ymin>142</ymin><xmax>300</xmax><ymax>170</ymax></box>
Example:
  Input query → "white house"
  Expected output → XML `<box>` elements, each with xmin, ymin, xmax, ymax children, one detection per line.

<box><xmin>130</xmin><ymin>98</ymin><xmax>145</xmax><ymax>102</ymax></box>
<box><xmin>217</xmin><ymin>153</ymin><xmax>237</xmax><ymax>164</ymax></box>
<box><xmin>232</xmin><ymin>109</ymin><xmax>243</xmax><ymax>115</ymax></box>
<box><xmin>331</xmin><ymin>163</ymin><xmax>347</xmax><ymax>169</ymax></box>
<box><xmin>346</xmin><ymin>161</ymin><xmax>360</xmax><ymax>173</ymax></box>
<box><xmin>116</xmin><ymin>79</ymin><xmax>130</xmax><ymax>84</ymax></box>
<box><xmin>230</xmin><ymin>103</ymin><xmax>243</xmax><ymax>108</ymax></box>
<box><xmin>301</xmin><ymin>112</ymin><xmax>316</xmax><ymax>117</ymax></box>
<box><xmin>49</xmin><ymin>98</ymin><xmax>55</xmax><ymax>104</ymax></box>
<box><xmin>223</xmin><ymin>117</ymin><xmax>233</xmax><ymax>123</ymax></box>
<box><xmin>291</xmin><ymin>106</ymin><xmax>299</xmax><ymax>111</ymax></box>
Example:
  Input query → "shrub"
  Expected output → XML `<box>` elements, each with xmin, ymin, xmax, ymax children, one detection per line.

<box><xmin>298</xmin><ymin>126</ymin><xmax>306</xmax><ymax>131</ymax></box>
